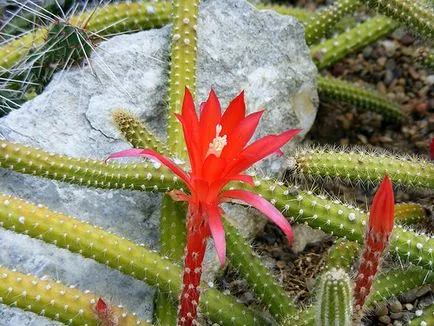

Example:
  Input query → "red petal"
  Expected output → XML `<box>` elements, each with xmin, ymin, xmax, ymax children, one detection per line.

<box><xmin>96</xmin><ymin>298</ymin><xmax>107</xmax><ymax>312</ymax></box>
<box><xmin>176</xmin><ymin>113</ymin><xmax>201</xmax><ymax>174</ymax></box>
<box><xmin>226</xmin><ymin>129</ymin><xmax>301</xmax><ymax>176</ymax></box>
<box><xmin>168</xmin><ymin>189</ymin><xmax>191</xmax><ymax>203</ymax></box>
<box><xmin>202</xmin><ymin>153</ymin><xmax>226</xmax><ymax>185</ymax></box>
<box><xmin>206</xmin><ymin>204</ymin><xmax>226</xmax><ymax>266</ymax></box>
<box><xmin>106</xmin><ymin>148</ymin><xmax>192</xmax><ymax>191</ymax></box>
<box><xmin>369</xmin><ymin>175</ymin><xmax>395</xmax><ymax>234</ymax></box>
<box><xmin>220</xmin><ymin>91</ymin><xmax>246</xmax><ymax>136</ymax></box>
<box><xmin>430</xmin><ymin>137</ymin><xmax>434</xmax><ymax>160</ymax></box>
<box><xmin>199</xmin><ymin>90</ymin><xmax>222</xmax><ymax>158</ymax></box>
<box><xmin>226</xmin><ymin>174</ymin><xmax>254</xmax><ymax>187</ymax></box>
<box><xmin>181</xmin><ymin>87</ymin><xmax>199</xmax><ymax>128</ymax></box>
<box><xmin>219</xmin><ymin>190</ymin><xmax>293</xmax><ymax>245</ymax></box>
<box><xmin>221</xmin><ymin>110</ymin><xmax>264</xmax><ymax>160</ymax></box>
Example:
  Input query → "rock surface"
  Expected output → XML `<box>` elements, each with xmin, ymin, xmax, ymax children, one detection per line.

<box><xmin>0</xmin><ymin>0</ymin><xmax>317</xmax><ymax>324</ymax></box>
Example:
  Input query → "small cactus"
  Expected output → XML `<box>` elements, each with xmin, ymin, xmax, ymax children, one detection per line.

<box><xmin>315</xmin><ymin>268</ymin><xmax>353</xmax><ymax>326</ymax></box>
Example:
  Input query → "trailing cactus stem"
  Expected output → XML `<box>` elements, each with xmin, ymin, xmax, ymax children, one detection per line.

<box><xmin>112</xmin><ymin>110</ymin><xmax>170</xmax><ymax>156</ymax></box>
<box><xmin>0</xmin><ymin>265</ymin><xmax>147</xmax><ymax>325</ymax></box>
<box><xmin>311</xmin><ymin>15</ymin><xmax>397</xmax><ymax>70</ymax></box>
<box><xmin>359</xmin><ymin>0</ymin><xmax>434</xmax><ymax>40</ymax></box>
<box><xmin>419</xmin><ymin>48</ymin><xmax>434</xmax><ymax>69</ymax></box>
<box><xmin>255</xmin><ymin>5</ymin><xmax>312</xmax><ymax>23</ymax></box>
<box><xmin>224</xmin><ymin>219</ymin><xmax>297</xmax><ymax>322</ymax></box>
<box><xmin>394</xmin><ymin>203</ymin><xmax>429</xmax><ymax>225</ymax></box>
<box><xmin>367</xmin><ymin>266</ymin><xmax>434</xmax><ymax>306</ymax></box>
<box><xmin>0</xmin><ymin>1</ymin><xmax>172</xmax><ymax>70</ymax></box>
<box><xmin>316</xmin><ymin>268</ymin><xmax>353</xmax><ymax>326</ymax></box>
<box><xmin>0</xmin><ymin>193</ymin><xmax>264</xmax><ymax>325</ymax></box>
<box><xmin>324</xmin><ymin>238</ymin><xmax>359</xmax><ymax>272</ymax></box>
<box><xmin>155</xmin><ymin>195</ymin><xmax>186</xmax><ymax>325</ymax></box>
<box><xmin>0</xmin><ymin>140</ymin><xmax>181</xmax><ymax>192</ymax></box>
<box><xmin>410</xmin><ymin>302</ymin><xmax>434</xmax><ymax>325</ymax></box>
<box><xmin>318</xmin><ymin>76</ymin><xmax>405</xmax><ymax>123</ymax></box>
<box><xmin>304</xmin><ymin>0</ymin><xmax>361</xmax><ymax>45</ymax></box>
<box><xmin>167</xmin><ymin>0</ymin><xmax>199</xmax><ymax>157</ymax></box>
<box><xmin>294</xmin><ymin>146</ymin><xmax>434</xmax><ymax>190</ymax></box>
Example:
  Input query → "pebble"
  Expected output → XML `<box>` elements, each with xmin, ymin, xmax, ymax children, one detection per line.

<box><xmin>390</xmin><ymin>312</ymin><xmax>404</xmax><ymax>320</ymax></box>
<box><xmin>389</xmin><ymin>299</ymin><xmax>403</xmax><ymax>313</ymax></box>
<box><xmin>375</xmin><ymin>303</ymin><xmax>389</xmax><ymax>317</ymax></box>
<box><xmin>400</xmin><ymin>285</ymin><xmax>431</xmax><ymax>303</ymax></box>
<box><xmin>379</xmin><ymin>315</ymin><xmax>391</xmax><ymax>324</ymax></box>
<box><xmin>404</xmin><ymin>303</ymin><xmax>414</xmax><ymax>311</ymax></box>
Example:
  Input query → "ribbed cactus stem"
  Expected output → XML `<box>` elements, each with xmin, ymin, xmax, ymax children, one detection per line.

<box><xmin>294</xmin><ymin>146</ymin><xmax>434</xmax><ymax>190</ymax></box>
<box><xmin>0</xmin><ymin>1</ymin><xmax>172</xmax><ymax>70</ymax></box>
<box><xmin>324</xmin><ymin>238</ymin><xmax>359</xmax><ymax>271</ymax></box>
<box><xmin>410</xmin><ymin>303</ymin><xmax>434</xmax><ymax>325</ymax></box>
<box><xmin>0</xmin><ymin>265</ymin><xmax>147</xmax><ymax>325</ymax></box>
<box><xmin>167</xmin><ymin>0</ymin><xmax>199</xmax><ymax>157</ymax></box>
<box><xmin>112</xmin><ymin>110</ymin><xmax>169</xmax><ymax>157</ymax></box>
<box><xmin>418</xmin><ymin>48</ymin><xmax>434</xmax><ymax>69</ymax></box>
<box><xmin>359</xmin><ymin>0</ymin><xmax>434</xmax><ymax>40</ymax></box>
<box><xmin>311</xmin><ymin>15</ymin><xmax>397</xmax><ymax>70</ymax></box>
<box><xmin>367</xmin><ymin>266</ymin><xmax>434</xmax><ymax>306</ymax></box>
<box><xmin>224</xmin><ymin>220</ymin><xmax>297</xmax><ymax>322</ymax></box>
<box><xmin>395</xmin><ymin>203</ymin><xmax>429</xmax><ymax>225</ymax></box>
<box><xmin>304</xmin><ymin>0</ymin><xmax>361</xmax><ymax>45</ymax></box>
<box><xmin>0</xmin><ymin>192</ymin><xmax>265</xmax><ymax>325</ymax></box>
<box><xmin>316</xmin><ymin>268</ymin><xmax>353</xmax><ymax>326</ymax></box>
<box><xmin>0</xmin><ymin>140</ymin><xmax>180</xmax><ymax>192</ymax></box>
<box><xmin>318</xmin><ymin>76</ymin><xmax>405</xmax><ymax>123</ymax></box>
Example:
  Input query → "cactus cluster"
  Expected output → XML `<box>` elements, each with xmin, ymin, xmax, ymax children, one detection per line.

<box><xmin>0</xmin><ymin>0</ymin><xmax>433</xmax><ymax>325</ymax></box>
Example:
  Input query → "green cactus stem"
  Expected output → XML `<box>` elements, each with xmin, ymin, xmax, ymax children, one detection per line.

<box><xmin>224</xmin><ymin>219</ymin><xmax>297</xmax><ymax>322</ymax></box>
<box><xmin>315</xmin><ymin>268</ymin><xmax>353</xmax><ymax>326</ymax></box>
<box><xmin>304</xmin><ymin>0</ymin><xmax>361</xmax><ymax>45</ymax></box>
<box><xmin>317</xmin><ymin>76</ymin><xmax>405</xmax><ymax>123</ymax></box>
<box><xmin>418</xmin><ymin>47</ymin><xmax>434</xmax><ymax>69</ymax></box>
<box><xmin>0</xmin><ymin>265</ymin><xmax>147</xmax><ymax>325</ymax></box>
<box><xmin>0</xmin><ymin>140</ymin><xmax>180</xmax><ymax>192</ymax></box>
<box><xmin>410</xmin><ymin>303</ymin><xmax>434</xmax><ymax>325</ymax></box>
<box><xmin>166</xmin><ymin>0</ymin><xmax>199</xmax><ymax>157</ymax></box>
<box><xmin>255</xmin><ymin>4</ymin><xmax>312</xmax><ymax>23</ymax></box>
<box><xmin>359</xmin><ymin>0</ymin><xmax>434</xmax><ymax>40</ymax></box>
<box><xmin>0</xmin><ymin>1</ymin><xmax>172</xmax><ymax>70</ymax></box>
<box><xmin>395</xmin><ymin>203</ymin><xmax>430</xmax><ymax>225</ymax></box>
<box><xmin>324</xmin><ymin>238</ymin><xmax>359</xmax><ymax>271</ymax></box>
<box><xmin>112</xmin><ymin>110</ymin><xmax>169</xmax><ymax>155</ymax></box>
<box><xmin>294</xmin><ymin>146</ymin><xmax>434</xmax><ymax>190</ymax></box>
<box><xmin>367</xmin><ymin>266</ymin><xmax>434</xmax><ymax>306</ymax></box>
<box><xmin>311</xmin><ymin>15</ymin><xmax>398</xmax><ymax>71</ymax></box>
<box><xmin>0</xmin><ymin>192</ymin><xmax>266</xmax><ymax>325</ymax></box>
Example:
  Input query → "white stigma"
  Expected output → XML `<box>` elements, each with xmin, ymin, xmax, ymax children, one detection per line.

<box><xmin>206</xmin><ymin>124</ymin><xmax>227</xmax><ymax>158</ymax></box>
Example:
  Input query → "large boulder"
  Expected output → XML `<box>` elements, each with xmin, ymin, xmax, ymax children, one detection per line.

<box><xmin>0</xmin><ymin>0</ymin><xmax>317</xmax><ymax>323</ymax></box>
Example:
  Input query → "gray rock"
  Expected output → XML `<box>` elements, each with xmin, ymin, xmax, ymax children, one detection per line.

<box><xmin>0</xmin><ymin>0</ymin><xmax>317</xmax><ymax>324</ymax></box>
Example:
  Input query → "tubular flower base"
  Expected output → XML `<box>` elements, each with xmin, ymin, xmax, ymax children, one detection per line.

<box><xmin>354</xmin><ymin>175</ymin><xmax>395</xmax><ymax>310</ymax></box>
<box><xmin>430</xmin><ymin>137</ymin><xmax>434</xmax><ymax>160</ymax></box>
<box><xmin>107</xmin><ymin>88</ymin><xmax>300</xmax><ymax>325</ymax></box>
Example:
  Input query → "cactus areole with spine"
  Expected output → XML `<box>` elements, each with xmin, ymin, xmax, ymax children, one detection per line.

<box><xmin>107</xmin><ymin>88</ymin><xmax>300</xmax><ymax>325</ymax></box>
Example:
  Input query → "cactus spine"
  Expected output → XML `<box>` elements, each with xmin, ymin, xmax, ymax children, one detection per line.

<box><xmin>166</xmin><ymin>0</ymin><xmax>199</xmax><ymax>156</ymax></box>
<box><xmin>311</xmin><ymin>15</ymin><xmax>397</xmax><ymax>70</ymax></box>
<box><xmin>224</xmin><ymin>220</ymin><xmax>297</xmax><ymax>322</ymax></box>
<box><xmin>318</xmin><ymin>76</ymin><xmax>405</xmax><ymax>123</ymax></box>
<box><xmin>0</xmin><ymin>265</ymin><xmax>147</xmax><ymax>325</ymax></box>
<box><xmin>0</xmin><ymin>192</ymin><xmax>266</xmax><ymax>325</ymax></box>
<box><xmin>316</xmin><ymin>268</ymin><xmax>353</xmax><ymax>326</ymax></box>
<box><xmin>294</xmin><ymin>146</ymin><xmax>434</xmax><ymax>190</ymax></box>
<box><xmin>304</xmin><ymin>0</ymin><xmax>361</xmax><ymax>45</ymax></box>
<box><xmin>359</xmin><ymin>0</ymin><xmax>434</xmax><ymax>40</ymax></box>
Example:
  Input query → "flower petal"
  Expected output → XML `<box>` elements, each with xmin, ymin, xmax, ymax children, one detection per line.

<box><xmin>219</xmin><ymin>189</ymin><xmax>293</xmax><ymax>245</ymax></box>
<box><xmin>221</xmin><ymin>110</ymin><xmax>264</xmax><ymax>160</ymax></box>
<box><xmin>206</xmin><ymin>204</ymin><xmax>226</xmax><ymax>266</ymax></box>
<box><xmin>176</xmin><ymin>113</ymin><xmax>201</xmax><ymax>174</ymax></box>
<box><xmin>106</xmin><ymin>148</ymin><xmax>192</xmax><ymax>190</ymax></box>
<box><xmin>199</xmin><ymin>89</ymin><xmax>222</xmax><ymax>158</ymax></box>
<box><xmin>369</xmin><ymin>175</ymin><xmax>395</xmax><ymax>234</ymax></box>
<box><xmin>168</xmin><ymin>189</ymin><xmax>191</xmax><ymax>203</ymax></box>
<box><xmin>220</xmin><ymin>91</ymin><xmax>246</xmax><ymax>136</ymax></box>
<box><xmin>226</xmin><ymin>129</ymin><xmax>301</xmax><ymax>176</ymax></box>
<box><xmin>226</xmin><ymin>174</ymin><xmax>254</xmax><ymax>187</ymax></box>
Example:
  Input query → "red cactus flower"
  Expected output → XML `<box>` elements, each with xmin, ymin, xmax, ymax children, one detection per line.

<box><xmin>430</xmin><ymin>137</ymin><xmax>434</xmax><ymax>160</ymax></box>
<box><xmin>107</xmin><ymin>88</ymin><xmax>300</xmax><ymax>325</ymax></box>
<box><xmin>95</xmin><ymin>298</ymin><xmax>115</xmax><ymax>326</ymax></box>
<box><xmin>354</xmin><ymin>175</ymin><xmax>395</xmax><ymax>310</ymax></box>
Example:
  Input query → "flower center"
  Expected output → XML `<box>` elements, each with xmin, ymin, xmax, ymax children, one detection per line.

<box><xmin>206</xmin><ymin>124</ymin><xmax>227</xmax><ymax>158</ymax></box>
